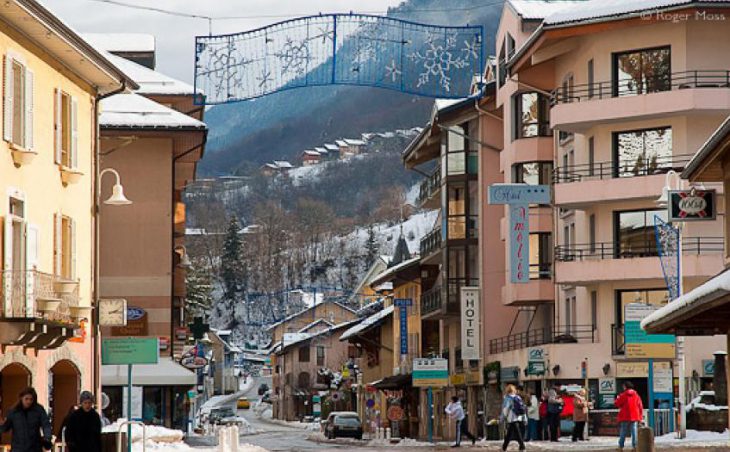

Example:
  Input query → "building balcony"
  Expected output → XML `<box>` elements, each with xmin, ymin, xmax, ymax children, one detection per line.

<box><xmin>554</xmin><ymin>237</ymin><xmax>724</xmax><ymax>285</ymax></box>
<box><xmin>420</xmin><ymin>278</ymin><xmax>476</xmax><ymax>320</ymax></box>
<box><xmin>502</xmin><ymin>266</ymin><xmax>555</xmax><ymax>306</ymax></box>
<box><xmin>417</xmin><ymin>167</ymin><xmax>441</xmax><ymax>209</ymax></box>
<box><xmin>0</xmin><ymin>270</ymin><xmax>82</xmax><ymax>347</ymax></box>
<box><xmin>553</xmin><ymin>154</ymin><xmax>694</xmax><ymax>208</ymax></box>
<box><xmin>419</xmin><ymin>227</ymin><xmax>442</xmax><ymax>264</ymax></box>
<box><xmin>489</xmin><ymin>324</ymin><xmax>596</xmax><ymax>354</ymax></box>
<box><xmin>550</xmin><ymin>71</ymin><xmax>730</xmax><ymax>132</ymax></box>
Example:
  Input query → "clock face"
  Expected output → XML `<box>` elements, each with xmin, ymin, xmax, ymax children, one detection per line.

<box><xmin>99</xmin><ymin>299</ymin><xmax>127</xmax><ymax>326</ymax></box>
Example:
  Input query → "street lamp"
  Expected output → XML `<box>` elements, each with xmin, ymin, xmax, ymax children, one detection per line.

<box><xmin>100</xmin><ymin>168</ymin><xmax>132</xmax><ymax>205</ymax></box>
<box><xmin>655</xmin><ymin>169</ymin><xmax>687</xmax><ymax>439</ymax></box>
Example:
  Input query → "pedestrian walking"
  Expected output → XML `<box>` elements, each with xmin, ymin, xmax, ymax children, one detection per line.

<box><xmin>64</xmin><ymin>391</ymin><xmax>102</xmax><ymax>452</ymax></box>
<box><xmin>445</xmin><ymin>396</ymin><xmax>476</xmax><ymax>447</ymax></box>
<box><xmin>0</xmin><ymin>387</ymin><xmax>52</xmax><ymax>452</ymax></box>
<box><xmin>546</xmin><ymin>386</ymin><xmax>564</xmax><ymax>442</ymax></box>
<box><xmin>526</xmin><ymin>391</ymin><xmax>540</xmax><ymax>441</ymax></box>
<box><xmin>615</xmin><ymin>381</ymin><xmax>643</xmax><ymax>450</ymax></box>
<box><xmin>571</xmin><ymin>388</ymin><xmax>590</xmax><ymax>441</ymax></box>
<box><xmin>500</xmin><ymin>384</ymin><xmax>526</xmax><ymax>451</ymax></box>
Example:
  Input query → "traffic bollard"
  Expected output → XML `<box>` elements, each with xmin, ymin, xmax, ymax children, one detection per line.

<box><xmin>637</xmin><ymin>424</ymin><xmax>655</xmax><ymax>452</ymax></box>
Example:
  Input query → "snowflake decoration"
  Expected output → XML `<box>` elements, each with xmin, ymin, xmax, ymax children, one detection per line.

<box><xmin>257</xmin><ymin>69</ymin><xmax>272</xmax><ymax>90</ymax></box>
<box><xmin>275</xmin><ymin>37</ymin><xmax>312</xmax><ymax>76</ymax></box>
<box><xmin>312</xmin><ymin>24</ymin><xmax>334</xmax><ymax>45</ymax></box>
<box><xmin>462</xmin><ymin>38</ymin><xmax>480</xmax><ymax>60</ymax></box>
<box><xmin>408</xmin><ymin>33</ymin><xmax>471</xmax><ymax>92</ymax></box>
<box><xmin>385</xmin><ymin>59</ymin><xmax>402</xmax><ymax>83</ymax></box>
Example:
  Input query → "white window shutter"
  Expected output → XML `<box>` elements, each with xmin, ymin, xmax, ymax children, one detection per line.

<box><xmin>3</xmin><ymin>216</ymin><xmax>13</xmax><ymax>317</ymax></box>
<box><xmin>53</xmin><ymin>213</ymin><xmax>61</xmax><ymax>277</ymax></box>
<box><xmin>54</xmin><ymin>88</ymin><xmax>61</xmax><ymax>164</ymax></box>
<box><xmin>71</xmin><ymin>96</ymin><xmax>78</xmax><ymax>168</ymax></box>
<box><xmin>23</xmin><ymin>68</ymin><xmax>32</xmax><ymax>150</ymax></box>
<box><xmin>70</xmin><ymin>217</ymin><xmax>76</xmax><ymax>280</ymax></box>
<box><xmin>3</xmin><ymin>55</ymin><xmax>13</xmax><ymax>143</ymax></box>
<box><xmin>24</xmin><ymin>222</ymin><xmax>34</xmax><ymax>316</ymax></box>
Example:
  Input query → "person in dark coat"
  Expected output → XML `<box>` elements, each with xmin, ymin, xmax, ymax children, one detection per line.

<box><xmin>64</xmin><ymin>391</ymin><xmax>102</xmax><ymax>452</ymax></box>
<box><xmin>0</xmin><ymin>387</ymin><xmax>52</xmax><ymax>452</ymax></box>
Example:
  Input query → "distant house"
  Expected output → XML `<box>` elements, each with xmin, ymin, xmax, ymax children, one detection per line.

<box><xmin>260</xmin><ymin>160</ymin><xmax>295</xmax><ymax>176</ymax></box>
<box><xmin>323</xmin><ymin>143</ymin><xmax>340</xmax><ymax>157</ymax></box>
<box><xmin>301</xmin><ymin>150</ymin><xmax>321</xmax><ymax>166</ymax></box>
<box><xmin>337</xmin><ymin>138</ymin><xmax>367</xmax><ymax>159</ymax></box>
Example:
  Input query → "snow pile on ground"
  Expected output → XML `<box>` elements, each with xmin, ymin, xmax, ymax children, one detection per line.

<box><xmin>656</xmin><ymin>429</ymin><xmax>729</xmax><ymax>443</ymax></box>
<box><xmin>103</xmin><ymin>420</ymin><xmax>184</xmax><ymax>444</ymax></box>
<box><xmin>252</xmin><ymin>400</ymin><xmax>273</xmax><ymax>420</ymax></box>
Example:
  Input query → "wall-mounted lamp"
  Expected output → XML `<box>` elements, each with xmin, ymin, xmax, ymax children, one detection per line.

<box><xmin>552</xmin><ymin>365</ymin><xmax>560</xmax><ymax>376</ymax></box>
<box><xmin>602</xmin><ymin>363</ymin><xmax>611</xmax><ymax>376</ymax></box>
<box><xmin>174</xmin><ymin>245</ymin><xmax>192</xmax><ymax>269</ymax></box>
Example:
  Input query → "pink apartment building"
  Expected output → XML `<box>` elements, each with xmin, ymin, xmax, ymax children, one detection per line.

<box><xmin>489</xmin><ymin>0</ymin><xmax>729</xmax><ymax>416</ymax></box>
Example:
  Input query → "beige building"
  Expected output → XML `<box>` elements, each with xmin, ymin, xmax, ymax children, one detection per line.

<box><xmin>0</xmin><ymin>0</ymin><xmax>133</xmax><ymax>442</ymax></box>
<box><xmin>488</xmin><ymin>0</ymin><xmax>729</xmax><ymax>422</ymax></box>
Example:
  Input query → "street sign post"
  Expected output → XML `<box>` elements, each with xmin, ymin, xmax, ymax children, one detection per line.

<box><xmin>413</xmin><ymin>358</ymin><xmax>448</xmax><ymax>443</ymax></box>
<box><xmin>102</xmin><ymin>338</ymin><xmax>158</xmax><ymax>452</ymax></box>
<box><xmin>488</xmin><ymin>184</ymin><xmax>551</xmax><ymax>283</ymax></box>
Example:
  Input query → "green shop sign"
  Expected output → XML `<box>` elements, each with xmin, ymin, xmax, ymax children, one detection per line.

<box><xmin>102</xmin><ymin>337</ymin><xmax>159</xmax><ymax>365</ymax></box>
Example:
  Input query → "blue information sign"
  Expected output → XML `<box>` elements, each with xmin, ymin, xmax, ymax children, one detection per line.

<box><xmin>394</xmin><ymin>299</ymin><xmax>412</xmax><ymax>355</ymax></box>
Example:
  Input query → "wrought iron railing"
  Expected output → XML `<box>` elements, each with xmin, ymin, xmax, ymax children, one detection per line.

<box><xmin>419</xmin><ymin>227</ymin><xmax>442</xmax><ymax>258</ymax></box>
<box><xmin>420</xmin><ymin>286</ymin><xmax>442</xmax><ymax>316</ymax></box>
<box><xmin>417</xmin><ymin>167</ymin><xmax>441</xmax><ymax>206</ymax></box>
<box><xmin>0</xmin><ymin>270</ymin><xmax>80</xmax><ymax>322</ymax></box>
<box><xmin>530</xmin><ymin>263</ymin><xmax>552</xmax><ymax>280</ymax></box>
<box><xmin>612</xmin><ymin>323</ymin><xmax>625</xmax><ymax>355</ymax></box>
<box><xmin>555</xmin><ymin>237</ymin><xmax>723</xmax><ymax>261</ymax></box>
<box><xmin>553</xmin><ymin>154</ymin><xmax>694</xmax><ymax>184</ymax></box>
<box><xmin>551</xmin><ymin>70</ymin><xmax>730</xmax><ymax>104</ymax></box>
<box><xmin>489</xmin><ymin>324</ymin><xmax>596</xmax><ymax>354</ymax></box>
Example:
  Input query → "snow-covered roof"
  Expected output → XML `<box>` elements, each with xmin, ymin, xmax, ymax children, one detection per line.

<box><xmin>265</xmin><ymin>299</ymin><xmax>357</xmax><ymax>332</ymax></box>
<box><xmin>335</xmin><ymin>140</ymin><xmax>348</xmax><ymax>147</ymax></box>
<box><xmin>314</xmin><ymin>147</ymin><xmax>328</xmax><ymax>154</ymax></box>
<box><xmin>102</xmin><ymin>51</ymin><xmax>195</xmax><ymax>96</ymax></box>
<box><xmin>298</xmin><ymin>318</ymin><xmax>335</xmax><ymax>333</ymax></box>
<box><xmin>435</xmin><ymin>98</ymin><xmax>467</xmax><ymax>112</ymax></box>
<box><xmin>345</xmin><ymin>138</ymin><xmax>366</xmax><ymax>146</ymax></box>
<box><xmin>82</xmin><ymin>33</ymin><xmax>155</xmax><ymax>53</ymax></box>
<box><xmin>324</xmin><ymin>143</ymin><xmax>340</xmax><ymax>151</ymax></box>
<box><xmin>100</xmin><ymin>93</ymin><xmax>206</xmax><ymax>129</ymax></box>
<box><xmin>340</xmin><ymin>305</ymin><xmax>394</xmax><ymax>341</ymax></box>
<box><xmin>544</xmin><ymin>0</ymin><xmax>730</xmax><ymax>26</ymax></box>
<box><xmin>642</xmin><ymin>268</ymin><xmax>730</xmax><ymax>332</ymax></box>
<box><xmin>370</xmin><ymin>257</ymin><xmax>421</xmax><ymax>287</ymax></box>
<box><xmin>303</xmin><ymin>150</ymin><xmax>321</xmax><ymax>156</ymax></box>
<box><xmin>278</xmin><ymin>320</ymin><xmax>358</xmax><ymax>352</ymax></box>
<box><xmin>273</xmin><ymin>160</ymin><xmax>294</xmax><ymax>169</ymax></box>
<box><xmin>507</xmin><ymin>0</ymin><xmax>585</xmax><ymax>20</ymax></box>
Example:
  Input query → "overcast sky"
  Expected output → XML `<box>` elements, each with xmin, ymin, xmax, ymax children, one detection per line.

<box><xmin>45</xmin><ymin>0</ymin><xmax>403</xmax><ymax>83</ymax></box>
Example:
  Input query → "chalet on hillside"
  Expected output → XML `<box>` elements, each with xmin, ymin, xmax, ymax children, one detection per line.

<box><xmin>301</xmin><ymin>150</ymin><xmax>321</xmax><ymax>166</ymax></box>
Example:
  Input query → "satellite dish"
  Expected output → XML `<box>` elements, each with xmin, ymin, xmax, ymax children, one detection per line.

<box><xmin>101</xmin><ymin>392</ymin><xmax>110</xmax><ymax>410</ymax></box>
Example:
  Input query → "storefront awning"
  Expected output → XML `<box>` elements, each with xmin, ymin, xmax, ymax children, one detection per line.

<box><xmin>102</xmin><ymin>357</ymin><xmax>196</xmax><ymax>386</ymax></box>
<box><xmin>372</xmin><ymin>373</ymin><xmax>412</xmax><ymax>390</ymax></box>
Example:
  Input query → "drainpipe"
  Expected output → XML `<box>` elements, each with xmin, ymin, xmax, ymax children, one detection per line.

<box><xmin>93</xmin><ymin>81</ymin><xmax>127</xmax><ymax>411</ymax></box>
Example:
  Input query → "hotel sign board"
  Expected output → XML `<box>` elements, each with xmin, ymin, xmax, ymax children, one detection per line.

<box><xmin>668</xmin><ymin>189</ymin><xmax>716</xmax><ymax>222</ymax></box>
<box><xmin>625</xmin><ymin>303</ymin><xmax>675</xmax><ymax>359</ymax></box>
<box><xmin>460</xmin><ymin>287</ymin><xmax>480</xmax><ymax>360</ymax></box>
<box><xmin>488</xmin><ymin>184</ymin><xmax>551</xmax><ymax>283</ymax></box>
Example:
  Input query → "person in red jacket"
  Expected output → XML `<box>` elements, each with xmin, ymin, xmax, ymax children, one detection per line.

<box><xmin>615</xmin><ymin>381</ymin><xmax>644</xmax><ymax>450</ymax></box>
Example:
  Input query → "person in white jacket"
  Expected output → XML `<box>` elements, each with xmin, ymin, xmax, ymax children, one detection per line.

<box><xmin>445</xmin><ymin>396</ymin><xmax>476</xmax><ymax>447</ymax></box>
<box><xmin>526</xmin><ymin>392</ymin><xmax>540</xmax><ymax>441</ymax></box>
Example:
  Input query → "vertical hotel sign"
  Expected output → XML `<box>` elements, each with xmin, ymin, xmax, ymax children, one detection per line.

<box><xmin>460</xmin><ymin>287</ymin><xmax>480</xmax><ymax>360</ymax></box>
<box><xmin>488</xmin><ymin>184</ymin><xmax>551</xmax><ymax>283</ymax></box>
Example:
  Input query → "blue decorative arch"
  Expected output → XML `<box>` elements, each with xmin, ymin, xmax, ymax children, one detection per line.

<box><xmin>194</xmin><ymin>14</ymin><xmax>484</xmax><ymax>104</ymax></box>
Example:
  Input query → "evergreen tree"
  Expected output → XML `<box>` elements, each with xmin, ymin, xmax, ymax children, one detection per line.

<box><xmin>364</xmin><ymin>225</ymin><xmax>379</xmax><ymax>269</ymax></box>
<box><xmin>185</xmin><ymin>259</ymin><xmax>213</xmax><ymax>319</ymax></box>
<box><xmin>218</xmin><ymin>216</ymin><xmax>244</xmax><ymax>326</ymax></box>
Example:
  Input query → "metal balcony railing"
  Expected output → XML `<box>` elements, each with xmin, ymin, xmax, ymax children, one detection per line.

<box><xmin>419</xmin><ymin>227</ymin><xmax>442</xmax><ymax>258</ymax></box>
<box><xmin>0</xmin><ymin>270</ymin><xmax>80</xmax><ymax>323</ymax></box>
<box><xmin>489</xmin><ymin>324</ymin><xmax>596</xmax><ymax>354</ymax></box>
<box><xmin>420</xmin><ymin>286</ymin><xmax>442</xmax><ymax>316</ymax></box>
<box><xmin>417</xmin><ymin>167</ymin><xmax>441</xmax><ymax>206</ymax></box>
<box><xmin>612</xmin><ymin>323</ymin><xmax>625</xmax><ymax>356</ymax></box>
<box><xmin>551</xmin><ymin>70</ymin><xmax>730</xmax><ymax>104</ymax></box>
<box><xmin>553</xmin><ymin>154</ymin><xmax>694</xmax><ymax>184</ymax></box>
<box><xmin>555</xmin><ymin>237</ymin><xmax>724</xmax><ymax>261</ymax></box>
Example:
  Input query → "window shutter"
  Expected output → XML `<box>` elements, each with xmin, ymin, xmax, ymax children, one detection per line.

<box><xmin>3</xmin><ymin>215</ymin><xmax>13</xmax><ymax>317</ymax></box>
<box><xmin>54</xmin><ymin>88</ymin><xmax>61</xmax><ymax>164</ymax></box>
<box><xmin>70</xmin><ymin>217</ymin><xmax>76</xmax><ymax>280</ymax></box>
<box><xmin>23</xmin><ymin>68</ymin><xmax>32</xmax><ymax>150</ymax></box>
<box><xmin>53</xmin><ymin>213</ymin><xmax>61</xmax><ymax>277</ymax></box>
<box><xmin>3</xmin><ymin>55</ymin><xmax>13</xmax><ymax>143</ymax></box>
<box><xmin>70</xmin><ymin>96</ymin><xmax>78</xmax><ymax>168</ymax></box>
<box><xmin>24</xmin><ymin>222</ymin><xmax>34</xmax><ymax>316</ymax></box>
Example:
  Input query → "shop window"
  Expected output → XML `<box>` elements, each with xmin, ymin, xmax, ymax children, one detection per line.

<box><xmin>142</xmin><ymin>387</ymin><xmax>163</xmax><ymax>425</ymax></box>
<box><xmin>615</xmin><ymin>288</ymin><xmax>669</xmax><ymax>326</ymax></box>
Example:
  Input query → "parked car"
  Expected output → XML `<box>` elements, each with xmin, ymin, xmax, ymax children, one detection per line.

<box><xmin>209</xmin><ymin>406</ymin><xmax>245</xmax><ymax>426</ymax></box>
<box><xmin>237</xmin><ymin>397</ymin><xmax>251</xmax><ymax>409</ymax></box>
<box><xmin>324</xmin><ymin>411</ymin><xmax>363</xmax><ymax>440</ymax></box>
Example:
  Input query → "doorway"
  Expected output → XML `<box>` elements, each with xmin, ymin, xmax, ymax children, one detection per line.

<box><xmin>0</xmin><ymin>363</ymin><xmax>31</xmax><ymax>445</ymax></box>
<box><xmin>49</xmin><ymin>360</ymin><xmax>80</xmax><ymax>438</ymax></box>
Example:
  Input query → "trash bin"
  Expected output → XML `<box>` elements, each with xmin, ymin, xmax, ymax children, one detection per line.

<box><xmin>486</xmin><ymin>423</ymin><xmax>501</xmax><ymax>440</ymax></box>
